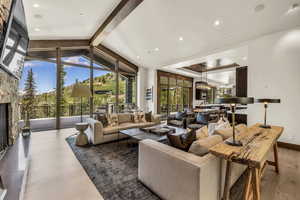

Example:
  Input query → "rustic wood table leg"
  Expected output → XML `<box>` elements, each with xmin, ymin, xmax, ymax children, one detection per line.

<box><xmin>243</xmin><ymin>167</ymin><xmax>253</xmax><ymax>200</ymax></box>
<box><xmin>273</xmin><ymin>142</ymin><xmax>280</xmax><ymax>174</ymax></box>
<box><xmin>251</xmin><ymin>168</ymin><xmax>261</xmax><ymax>200</ymax></box>
<box><xmin>223</xmin><ymin>161</ymin><xmax>232</xmax><ymax>200</ymax></box>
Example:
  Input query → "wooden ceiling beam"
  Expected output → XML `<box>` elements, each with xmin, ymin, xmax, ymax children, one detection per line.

<box><xmin>90</xmin><ymin>0</ymin><xmax>143</xmax><ymax>46</ymax></box>
<box><xmin>28</xmin><ymin>40</ymin><xmax>90</xmax><ymax>51</ymax></box>
<box><xmin>183</xmin><ymin>63</ymin><xmax>239</xmax><ymax>73</ymax></box>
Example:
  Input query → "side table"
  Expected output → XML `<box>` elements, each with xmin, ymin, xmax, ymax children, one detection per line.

<box><xmin>209</xmin><ymin>124</ymin><xmax>284</xmax><ymax>200</ymax></box>
<box><xmin>75</xmin><ymin>122</ymin><xmax>89</xmax><ymax>146</ymax></box>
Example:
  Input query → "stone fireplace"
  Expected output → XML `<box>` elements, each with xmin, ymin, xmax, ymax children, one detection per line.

<box><xmin>0</xmin><ymin>68</ymin><xmax>20</xmax><ymax>146</ymax></box>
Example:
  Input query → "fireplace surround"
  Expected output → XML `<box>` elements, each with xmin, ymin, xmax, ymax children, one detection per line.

<box><xmin>0</xmin><ymin>69</ymin><xmax>20</xmax><ymax>146</ymax></box>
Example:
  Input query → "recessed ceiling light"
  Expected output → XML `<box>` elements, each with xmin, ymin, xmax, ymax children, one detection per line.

<box><xmin>137</xmin><ymin>56</ymin><xmax>140</xmax><ymax>59</ymax></box>
<box><xmin>254</xmin><ymin>4</ymin><xmax>265</xmax><ymax>13</ymax></box>
<box><xmin>33</xmin><ymin>3</ymin><xmax>40</xmax><ymax>8</ymax></box>
<box><xmin>179</xmin><ymin>37</ymin><xmax>183</xmax><ymax>41</ymax></box>
<box><xmin>289</xmin><ymin>3</ymin><xmax>299</xmax><ymax>12</ymax></box>
<box><xmin>154</xmin><ymin>47</ymin><xmax>159</xmax><ymax>51</ymax></box>
<box><xmin>242</xmin><ymin>56</ymin><xmax>248</xmax><ymax>61</ymax></box>
<box><xmin>34</xmin><ymin>14</ymin><xmax>43</xmax><ymax>19</ymax></box>
<box><xmin>34</xmin><ymin>28</ymin><xmax>40</xmax><ymax>32</ymax></box>
<box><xmin>213</xmin><ymin>20</ymin><xmax>221</xmax><ymax>27</ymax></box>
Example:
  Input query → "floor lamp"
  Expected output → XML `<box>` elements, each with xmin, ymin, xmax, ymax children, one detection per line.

<box><xmin>255</xmin><ymin>99</ymin><xmax>280</xmax><ymax>129</ymax></box>
<box><xmin>71</xmin><ymin>83</ymin><xmax>92</xmax><ymax>122</ymax></box>
<box><xmin>216</xmin><ymin>97</ymin><xmax>254</xmax><ymax>146</ymax></box>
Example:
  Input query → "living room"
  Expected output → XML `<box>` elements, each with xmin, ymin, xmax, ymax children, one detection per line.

<box><xmin>0</xmin><ymin>0</ymin><xmax>300</xmax><ymax>200</ymax></box>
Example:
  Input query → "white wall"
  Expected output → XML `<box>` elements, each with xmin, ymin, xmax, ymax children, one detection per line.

<box><xmin>247</xmin><ymin>27</ymin><xmax>300</xmax><ymax>145</ymax></box>
<box><xmin>137</xmin><ymin>67</ymin><xmax>147</xmax><ymax>111</ymax></box>
<box><xmin>146</xmin><ymin>69</ymin><xmax>158</xmax><ymax>114</ymax></box>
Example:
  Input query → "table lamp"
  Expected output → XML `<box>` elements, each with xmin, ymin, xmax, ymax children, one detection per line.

<box><xmin>71</xmin><ymin>82</ymin><xmax>92</xmax><ymax>122</ymax></box>
<box><xmin>255</xmin><ymin>99</ymin><xmax>280</xmax><ymax>129</ymax></box>
<box><xmin>216</xmin><ymin>97</ymin><xmax>254</xmax><ymax>146</ymax></box>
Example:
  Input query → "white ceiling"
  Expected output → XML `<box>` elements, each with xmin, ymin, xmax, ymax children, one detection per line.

<box><xmin>24</xmin><ymin>0</ymin><xmax>121</xmax><ymax>39</ymax></box>
<box><xmin>24</xmin><ymin>0</ymin><xmax>300</xmax><ymax>70</ymax></box>
<box><xmin>102</xmin><ymin>0</ymin><xmax>300</xmax><ymax>68</ymax></box>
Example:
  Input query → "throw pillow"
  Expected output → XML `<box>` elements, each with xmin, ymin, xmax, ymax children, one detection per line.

<box><xmin>215</xmin><ymin>118</ymin><xmax>231</xmax><ymax>130</ymax></box>
<box><xmin>167</xmin><ymin>133</ymin><xmax>187</xmax><ymax>150</ymax></box>
<box><xmin>133</xmin><ymin>112</ymin><xmax>139</xmax><ymax>123</ymax></box>
<box><xmin>139</xmin><ymin>112</ymin><xmax>147</xmax><ymax>123</ymax></box>
<box><xmin>97</xmin><ymin>114</ymin><xmax>109</xmax><ymax>128</ymax></box>
<box><xmin>196</xmin><ymin>113</ymin><xmax>209</xmax><ymax>124</ymax></box>
<box><xmin>181</xmin><ymin>129</ymin><xmax>197</xmax><ymax>150</ymax></box>
<box><xmin>196</xmin><ymin>126</ymin><xmax>209</xmax><ymax>140</ymax></box>
<box><xmin>109</xmin><ymin>113</ymin><xmax>118</xmax><ymax>126</ymax></box>
<box><xmin>145</xmin><ymin>111</ymin><xmax>152</xmax><ymax>122</ymax></box>
<box><xmin>189</xmin><ymin>135</ymin><xmax>223</xmax><ymax>156</ymax></box>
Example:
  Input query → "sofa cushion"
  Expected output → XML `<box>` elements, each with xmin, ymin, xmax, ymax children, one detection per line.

<box><xmin>118</xmin><ymin>113</ymin><xmax>133</xmax><ymax>124</ymax></box>
<box><xmin>136</xmin><ymin>122</ymin><xmax>156</xmax><ymax>128</ymax></box>
<box><xmin>103</xmin><ymin>126</ymin><xmax>119</xmax><ymax>135</ymax></box>
<box><xmin>188</xmin><ymin>135</ymin><xmax>223</xmax><ymax>156</ymax></box>
<box><xmin>169</xmin><ymin>120</ymin><xmax>183</xmax><ymax>126</ymax></box>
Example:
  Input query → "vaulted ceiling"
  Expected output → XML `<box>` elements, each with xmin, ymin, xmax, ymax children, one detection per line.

<box><xmin>24</xmin><ymin>0</ymin><xmax>300</xmax><ymax>69</ymax></box>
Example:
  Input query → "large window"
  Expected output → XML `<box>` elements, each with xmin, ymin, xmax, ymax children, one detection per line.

<box><xmin>19</xmin><ymin>51</ymin><xmax>138</xmax><ymax>129</ymax></box>
<box><xmin>157</xmin><ymin>71</ymin><xmax>193</xmax><ymax>115</ymax></box>
<box><xmin>61</xmin><ymin>64</ymin><xmax>90</xmax><ymax>117</ymax></box>
<box><xmin>19</xmin><ymin>60</ymin><xmax>56</xmax><ymax>119</ymax></box>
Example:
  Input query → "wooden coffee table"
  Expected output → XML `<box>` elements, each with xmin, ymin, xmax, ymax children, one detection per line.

<box><xmin>119</xmin><ymin>125</ymin><xmax>187</xmax><ymax>142</ymax></box>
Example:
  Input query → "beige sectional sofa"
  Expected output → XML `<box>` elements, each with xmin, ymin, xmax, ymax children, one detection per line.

<box><xmin>86</xmin><ymin>113</ymin><xmax>161</xmax><ymax>145</ymax></box>
<box><xmin>138</xmin><ymin>139</ymin><xmax>247</xmax><ymax>200</ymax></box>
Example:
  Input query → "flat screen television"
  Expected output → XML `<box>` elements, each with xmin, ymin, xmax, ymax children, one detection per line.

<box><xmin>0</xmin><ymin>0</ymin><xmax>29</xmax><ymax>79</ymax></box>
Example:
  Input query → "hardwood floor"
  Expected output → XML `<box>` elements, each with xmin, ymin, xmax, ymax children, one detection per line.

<box><xmin>261</xmin><ymin>147</ymin><xmax>300</xmax><ymax>200</ymax></box>
<box><xmin>24</xmin><ymin>128</ymin><xmax>300</xmax><ymax>200</ymax></box>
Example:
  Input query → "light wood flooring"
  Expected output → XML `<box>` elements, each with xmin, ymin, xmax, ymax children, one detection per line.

<box><xmin>24</xmin><ymin>128</ymin><xmax>300</xmax><ymax>200</ymax></box>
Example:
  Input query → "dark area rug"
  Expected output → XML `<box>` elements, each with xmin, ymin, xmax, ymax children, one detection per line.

<box><xmin>66</xmin><ymin>136</ymin><xmax>160</xmax><ymax>200</ymax></box>
<box><xmin>66</xmin><ymin>136</ymin><xmax>245</xmax><ymax>200</ymax></box>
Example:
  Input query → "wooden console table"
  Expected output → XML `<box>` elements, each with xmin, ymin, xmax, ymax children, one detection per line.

<box><xmin>209</xmin><ymin>123</ymin><xmax>284</xmax><ymax>200</ymax></box>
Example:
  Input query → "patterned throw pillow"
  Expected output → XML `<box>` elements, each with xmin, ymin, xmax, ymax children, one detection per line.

<box><xmin>108</xmin><ymin>113</ymin><xmax>118</xmax><ymax>126</ymax></box>
<box><xmin>139</xmin><ymin>112</ymin><xmax>147</xmax><ymax>123</ymax></box>
<box><xmin>96</xmin><ymin>114</ymin><xmax>109</xmax><ymax>128</ymax></box>
<box><xmin>133</xmin><ymin>112</ymin><xmax>140</xmax><ymax>123</ymax></box>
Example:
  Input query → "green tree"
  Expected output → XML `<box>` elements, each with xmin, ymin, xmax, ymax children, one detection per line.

<box><xmin>60</xmin><ymin>67</ymin><xmax>67</xmax><ymax>115</ymax></box>
<box><xmin>23</xmin><ymin>68</ymin><xmax>37</xmax><ymax>119</ymax></box>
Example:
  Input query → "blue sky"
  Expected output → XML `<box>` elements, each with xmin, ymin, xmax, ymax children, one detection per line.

<box><xmin>19</xmin><ymin>56</ymin><xmax>109</xmax><ymax>94</ymax></box>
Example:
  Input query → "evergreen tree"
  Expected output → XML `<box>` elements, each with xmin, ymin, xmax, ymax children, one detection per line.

<box><xmin>23</xmin><ymin>68</ymin><xmax>37</xmax><ymax>119</ymax></box>
<box><xmin>60</xmin><ymin>67</ymin><xmax>67</xmax><ymax>115</ymax></box>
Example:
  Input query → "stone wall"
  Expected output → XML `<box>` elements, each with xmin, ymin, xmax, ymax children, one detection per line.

<box><xmin>0</xmin><ymin>68</ymin><xmax>20</xmax><ymax>145</ymax></box>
